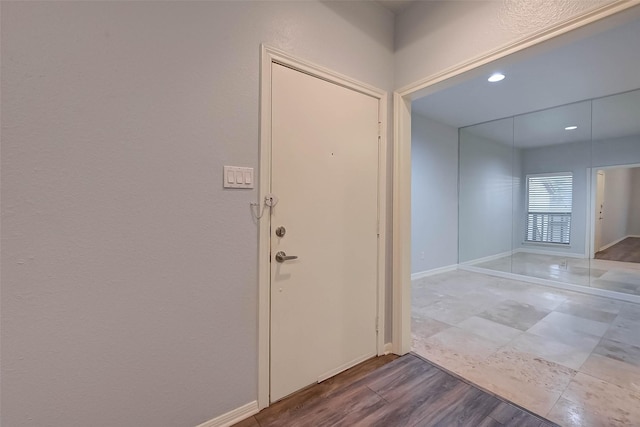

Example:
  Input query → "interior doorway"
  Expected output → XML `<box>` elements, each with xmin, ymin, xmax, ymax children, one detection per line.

<box><xmin>393</xmin><ymin>3</ymin><xmax>640</xmax><ymax>355</ymax></box>
<box><xmin>594</xmin><ymin>170</ymin><xmax>606</xmax><ymax>254</ymax></box>
<box><xmin>591</xmin><ymin>164</ymin><xmax>640</xmax><ymax>263</ymax></box>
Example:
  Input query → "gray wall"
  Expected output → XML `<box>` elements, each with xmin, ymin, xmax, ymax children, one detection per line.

<box><xmin>512</xmin><ymin>148</ymin><xmax>526</xmax><ymax>251</ymax></box>
<box><xmin>592</xmin><ymin>136</ymin><xmax>640</xmax><ymax>167</ymax></box>
<box><xmin>521</xmin><ymin>136</ymin><xmax>640</xmax><ymax>256</ymax></box>
<box><xmin>459</xmin><ymin>132</ymin><xmax>517</xmax><ymax>262</ymax></box>
<box><xmin>631</xmin><ymin>168</ymin><xmax>640</xmax><ymax>235</ymax></box>
<box><xmin>411</xmin><ymin>115</ymin><xmax>458</xmax><ymax>274</ymax></box>
<box><xmin>456</xmin><ymin>135</ymin><xmax>640</xmax><ymax>262</ymax></box>
<box><xmin>3</xmin><ymin>1</ymin><xmax>632</xmax><ymax>426</ymax></box>
<box><xmin>601</xmin><ymin>167</ymin><xmax>633</xmax><ymax>248</ymax></box>
<box><xmin>0</xmin><ymin>2</ymin><xmax>394</xmax><ymax>426</ymax></box>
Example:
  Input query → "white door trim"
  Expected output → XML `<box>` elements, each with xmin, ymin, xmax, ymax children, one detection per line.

<box><xmin>392</xmin><ymin>0</ymin><xmax>640</xmax><ymax>356</ymax></box>
<box><xmin>589</xmin><ymin>162</ymin><xmax>640</xmax><ymax>257</ymax></box>
<box><xmin>258</xmin><ymin>45</ymin><xmax>388</xmax><ymax>410</ymax></box>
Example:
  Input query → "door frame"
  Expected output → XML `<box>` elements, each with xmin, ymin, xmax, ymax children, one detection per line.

<box><xmin>258</xmin><ymin>45</ymin><xmax>388</xmax><ymax>409</ymax></box>
<box><xmin>591</xmin><ymin>169</ymin><xmax>606</xmax><ymax>258</ymax></box>
<box><xmin>589</xmin><ymin>163</ymin><xmax>640</xmax><ymax>258</ymax></box>
<box><xmin>392</xmin><ymin>1</ymin><xmax>640</xmax><ymax>356</ymax></box>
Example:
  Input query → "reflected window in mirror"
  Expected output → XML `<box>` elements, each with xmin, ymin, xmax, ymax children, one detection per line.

<box><xmin>525</xmin><ymin>173</ymin><xmax>573</xmax><ymax>245</ymax></box>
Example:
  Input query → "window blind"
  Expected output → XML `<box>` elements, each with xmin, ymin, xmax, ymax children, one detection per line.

<box><xmin>525</xmin><ymin>174</ymin><xmax>573</xmax><ymax>244</ymax></box>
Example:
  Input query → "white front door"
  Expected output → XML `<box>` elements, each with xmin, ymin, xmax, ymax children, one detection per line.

<box><xmin>269</xmin><ymin>63</ymin><xmax>379</xmax><ymax>402</ymax></box>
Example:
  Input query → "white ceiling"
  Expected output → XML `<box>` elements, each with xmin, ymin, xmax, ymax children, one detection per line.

<box><xmin>412</xmin><ymin>16</ymin><xmax>640</xmax><ymax>147</ymax></box>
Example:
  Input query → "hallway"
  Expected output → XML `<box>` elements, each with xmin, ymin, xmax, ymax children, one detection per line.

<box><xmin>412</xmin><ymin>270</ymin><xmax>640</xmax><ymax>426</ymax></box>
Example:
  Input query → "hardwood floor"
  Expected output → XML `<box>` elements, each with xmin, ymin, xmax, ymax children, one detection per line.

<box><xmin>233</xmin><ymin>354</ymin><xmax>558</xmax><ymax>427</ymax></box>
<box><xmin>596</xmin><ymin>237</ymin><xmax>640</xmax><ymax>263</ymax></box>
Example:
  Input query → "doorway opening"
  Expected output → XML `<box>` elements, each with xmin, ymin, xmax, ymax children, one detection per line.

<box><xmin>591</xmin><ymin>165</ymin><xmax>640</xmax><ymax>263</ymax></box>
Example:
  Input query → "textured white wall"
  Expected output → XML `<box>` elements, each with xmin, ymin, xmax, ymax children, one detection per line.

<box><xmin>411</xmin><ymin>115</ymin><xmax>458</xmax><ymax>273</ymax></box>
<box><xmin>394</xmin><ymin>0</ymin><xmax>614</xmax><ymax>88</ymax></box>
<box><xmin>601</xmin><ymin>167</ymin><xmax>633</xmax><ymax>247</ymax></box>
<box><xmin>0</xmin><ymin>2</ymin><xmax>393</xmax><ymax>426</ymax></box>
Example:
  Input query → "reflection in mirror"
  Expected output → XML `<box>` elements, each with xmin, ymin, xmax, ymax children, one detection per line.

<box><xmin>459</xmin><ymin>117</ymin><xmax>514</xmax><ymax>275</ymax></box>
<box><xmin>511</xmin><ymin>100</ymin><xmax>592</xmax><ymax>286</ymax></box>
<box><xmin>457</xmin><ymin>90</ymin><xmax>640</xmax><ymax>299</ymax></box>
<box><xmin>411</xmin><ymin>14</ymin><xmax>640</xmax><ymax>302</ymax></box>
<box><xmin>410</xmin><ymin>115</ymin><xmax>459</xmax><ymax>279</ymax></box>
<box><xmin>589</xmin><ymin>89</ymin><xmax>640</xmax><ymax>296</ymax></box>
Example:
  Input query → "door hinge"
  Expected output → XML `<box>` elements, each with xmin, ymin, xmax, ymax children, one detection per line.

<box><xmin>375</xmin><ymin>316</ymin><xmax>379</xmax><ymax>333</ymax></box>
<box><xmin>378</xmin><ymin>121</ymin><xmax>382</xmax><ymax>137</ymax></box>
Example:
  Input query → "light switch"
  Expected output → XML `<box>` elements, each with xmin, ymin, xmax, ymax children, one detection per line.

<box><xmin>223</xmin><ymin>166</ymin><xmax>254</xmax><ymax>189</ymax></box>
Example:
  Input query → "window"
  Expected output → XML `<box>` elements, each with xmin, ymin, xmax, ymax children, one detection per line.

<box><xmin>525</xmin><ymin>173</ymin><xmax>573</xmax><ymax>244</ymax></box>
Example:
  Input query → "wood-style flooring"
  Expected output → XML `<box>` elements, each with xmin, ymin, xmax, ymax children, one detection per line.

<box><xmin>596</xmin><ymin>237</ymin><xmax>640</xmax><ymax>263</ymax></box>
<box><xmin>233</xmin><ymin>354</ymin><xmax>558</xmax><ymax>427</ymax></box>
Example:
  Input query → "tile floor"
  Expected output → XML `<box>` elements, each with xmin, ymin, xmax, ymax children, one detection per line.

<box><xmin>411</xmin><ymin>270</ymin><xmax>640</xmax><ymax>427</ymax></box>
<box><xmin>474</xmin><ymin>252</ymin><xmax>640</xmax><ymax>296</ymax></box>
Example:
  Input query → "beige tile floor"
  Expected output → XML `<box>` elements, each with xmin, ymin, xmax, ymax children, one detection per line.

<box><xmin>411</xmin><ymin>270</ymin><xmax>640</xmax><ymax>427</ymax></box>
<box><xmin>474</xmin><ymin>252</ymin><xmax>640</xmax><ymax>296</ymax></box>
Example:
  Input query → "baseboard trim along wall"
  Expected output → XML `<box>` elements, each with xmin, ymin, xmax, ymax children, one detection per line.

<box><xmin>411</xmin><ymin>264</ymin><xmax>458</xmax><ymax>280</ymax></box>
<box><xmin>196</xmin><ymin>401</ymin><xmax>259</xmax><ymax>427</ymax></box>
<box><xmin>459</xmin><ymin>251</ymin><xmax>513</xmax><ymax>266</ymax></box>
<box><xmin>458</xmin><ymin>248</ymin><xmax>588</xmax><ymax>266</ymax></box>
<box><xmin>459</xmin><ymin>264</ymin><xmax>640</xmax><ymax>304</ymax></box>
<box><xmin>515</xmin><ymin>247</ymin><xmax>586</xmax><ymax>259</ymax></box>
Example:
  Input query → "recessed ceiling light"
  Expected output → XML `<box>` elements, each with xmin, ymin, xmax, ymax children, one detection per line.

<box><xmin>565</xmin><ymin>126</ymin><xmax>578</xmax><ymax>130</ymax></box>
<box><xmin>488</xmin><ymin>73</ymin><xmax>505</xmax><ymax>83</ymax></box>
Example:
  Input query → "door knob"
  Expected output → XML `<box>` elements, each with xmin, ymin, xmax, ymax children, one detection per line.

<box><xmin>275</xmin><ymin>251</ymin><xmax>298</xmax><ymax>263</ymax></box>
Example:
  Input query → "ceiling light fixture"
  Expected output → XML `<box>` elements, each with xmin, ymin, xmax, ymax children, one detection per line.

<box><xmin>565</xmin><ymin>126</ymin><xmax>578</xmax><ymax>130</ymax></box>
<box><xmin>488</xmin><ymin>73</ymin><xmax>506</xmax><ymax>83</ymax></box>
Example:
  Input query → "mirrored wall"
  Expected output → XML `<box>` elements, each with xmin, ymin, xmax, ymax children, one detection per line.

<box><xmin>459</xmin><ymin>89</ymin><xmax>640</xmax><ymax>299</ymax></box>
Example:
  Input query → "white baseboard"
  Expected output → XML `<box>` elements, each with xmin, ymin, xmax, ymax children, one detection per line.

<box><xmin>599</xmin><ymin>235</ymin><xmax>639</xmax><ymax>252</ymax></box>
<box><xmin>515</xmin><ymin>247</ymin><xmax>586</xmax><ymax>259</ymax></box>
<box><xmin>461</xmin><ymin>250</ymin><xmax>513</xmax><ymax>266</ymax></box>
<box><xmin>383</xmin><ymin>342</ymin><xmax>393</xmax><ymax>355</ymax></box>
<box><xmin>458</xmin><ymin>265</ymin><xmax>640</xmax><ymax>304</ymax></box>
<box><xmin>196</xmin><ymin>401</ymin><xmax>259</xmax><ymax>427</ymax></box>
<box><xmin>411</xmin><ymin>264</ymin><xmax>457</xmax><ymax>280</ymax></box>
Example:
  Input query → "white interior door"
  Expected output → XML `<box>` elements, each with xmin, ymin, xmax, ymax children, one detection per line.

<box><xmin>269</xmin><ymin>63</ymin><xmax>379</xmax><ymax>402</ymax></box>
<box><xmin>594</xmin><ymin>171</ymin><xmax>605</xmax><ymax>254</ymax></box>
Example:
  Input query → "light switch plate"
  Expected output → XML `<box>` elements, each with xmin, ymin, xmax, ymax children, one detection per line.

<box><xmin>223</xmin><ymin>166</ymin><xmax>254</xmax><ymax>189</ymax></box>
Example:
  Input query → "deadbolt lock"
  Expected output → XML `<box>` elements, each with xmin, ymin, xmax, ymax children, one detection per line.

<box><xmin>275</xmin><ymin>226</ymin><xmax>286</xmax><ymax>237</ymax></box>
